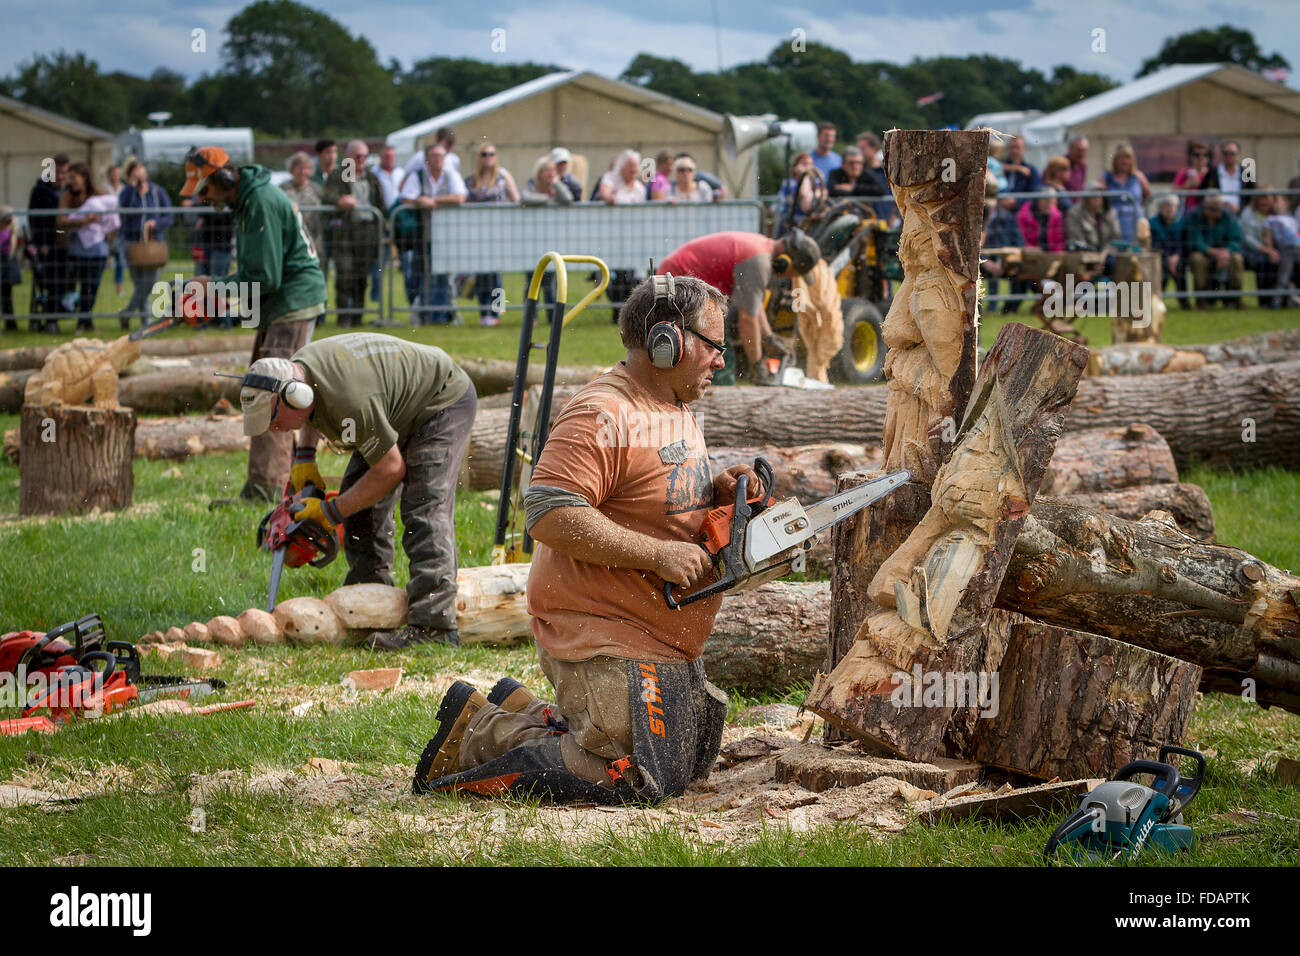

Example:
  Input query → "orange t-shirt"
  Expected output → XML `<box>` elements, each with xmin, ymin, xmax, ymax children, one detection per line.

<box><xmin>525</xmin><ymin>364</ymin><xmax>721</xmax><ymax>663</ymax></box>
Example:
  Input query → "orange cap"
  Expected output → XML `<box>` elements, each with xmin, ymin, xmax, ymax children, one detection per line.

<box><xmin>180</xmin><ymin>146</ymin><xmax>231</xmax><ymax>197</ymax></box>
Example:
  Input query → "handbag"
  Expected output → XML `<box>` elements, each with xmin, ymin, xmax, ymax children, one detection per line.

<box><xmin>127</xmin><ymin>219</ymin><xmax>169</xmax><ymax>269</ymax></box>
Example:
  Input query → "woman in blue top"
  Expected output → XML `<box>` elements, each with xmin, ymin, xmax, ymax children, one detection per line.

<box><xmin>117</xmin><ymin>159</ymin><xmax>174</xmax><ymax>329</ymax></box>
<box><xmin>1103</xmin><ymin>144</ymin><xmax>1151</xmax><ymax>245</ymax></box>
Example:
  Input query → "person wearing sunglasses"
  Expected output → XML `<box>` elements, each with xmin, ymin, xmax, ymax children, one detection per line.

<box><xmin>413</xmin><ymin>275</ymin><xmax>768</xmax><ymax>806</ymax></box>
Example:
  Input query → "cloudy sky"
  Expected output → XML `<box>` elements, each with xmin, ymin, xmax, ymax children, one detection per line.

<box><xmin>5</xmin><ymin>0</ymin><xmax>1298</xmax><ymax>88</ymax></box>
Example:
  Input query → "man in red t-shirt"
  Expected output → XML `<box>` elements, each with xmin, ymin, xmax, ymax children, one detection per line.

<box><xmin>659</xmin><ymin>229</ymin><xmax>821</xmax><ymax>384</ymax></box>
<box><xmin>412</xmin><ymin>275</ymin><xmax>768</xmax><ymax>805</ymax></box>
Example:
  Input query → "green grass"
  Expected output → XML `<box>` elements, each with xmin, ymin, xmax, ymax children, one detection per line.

<box><xmin>2</xmin><ymin>283</ymin><xmax>1299</xmax><ymax>865</ymax></box>
<box><xmin>1</xmin><ymin>439</ymin><xmax>1297</xmax><ymax>865</ymax></box>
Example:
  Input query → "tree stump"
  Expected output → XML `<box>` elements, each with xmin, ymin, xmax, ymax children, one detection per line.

<box><xmin>970</xmin><ymin>621</ymin><xmax>1202</xmax><ymax>780</ymax></box>
<box><xmin>19</xmin><ymin>403</ymin><xmax>136</xmax><ymax>515</ymax></box>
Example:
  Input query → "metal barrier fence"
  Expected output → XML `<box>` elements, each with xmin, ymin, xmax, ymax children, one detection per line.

<box><xmin>3</xmin><ymin>186</ymin><xmax>1298</xmax><ymax>331</ymax></box>
<box><xmin>1</xmin><ymin>204</ymin><xmax>386</xmax><ymax>331</ymax></box>
<box><xmin>389</xmin><ymin>200</ymin><xmax>767</xmax><ymax>324</ymax></box>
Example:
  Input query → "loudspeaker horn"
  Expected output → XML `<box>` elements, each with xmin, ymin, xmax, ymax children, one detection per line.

<box><xmin>723</xmin><ymin>114</ymin><xmax>782</xmax><ymax>161</ymax></box>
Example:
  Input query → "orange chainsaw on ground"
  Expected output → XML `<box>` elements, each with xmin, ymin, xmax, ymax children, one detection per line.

<box><xmin>0</xmin><ymin>614</ymin><xmax>240</xmax><ymax>735</ymax></box>
<box><xmin>664</xmin><ymin>457</ymin><xmax>910</xmax><ymax>609</ymax></box>
<box><xmin>257</xmin><ymin>481</ymin><xmax>342</xmax><ymax>612</ymax></box>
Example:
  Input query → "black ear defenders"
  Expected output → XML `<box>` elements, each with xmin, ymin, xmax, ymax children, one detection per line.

<box><xmin>216</xmin><ymin>371</ymin><xmax>314</xmax><ymax>409</ymax></box>
<box><xmin>772</xmin><ymin>252</ymin><xmax>793</xmax><ymax>274</ymax></box>
<box><xmin>645</xmin><ymin>268</ymin><xmax>684</xmax><ymax>369</ymax></box>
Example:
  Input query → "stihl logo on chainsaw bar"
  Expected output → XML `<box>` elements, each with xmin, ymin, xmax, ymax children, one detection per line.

<box><xmin>49</xmin><ymin>885</ymin><xmax>152</xmax><ymax>936</ymax></box>
<box><xmin>639</xmin><ymin>662</ymin><xmax>667</xmax><ymax>737</ymax></box>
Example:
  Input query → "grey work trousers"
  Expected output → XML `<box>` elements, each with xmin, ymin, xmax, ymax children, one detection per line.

<box><xmin>338</xmin><ymin>384</ymin><xmax>477</xmax><ymax>629</ymax></box>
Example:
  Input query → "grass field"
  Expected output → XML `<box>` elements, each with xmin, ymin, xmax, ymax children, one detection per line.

<box><xmin>0</xmin><ymin>277</ymin><xmax>1297</xmax><ymax>866</ymax></box>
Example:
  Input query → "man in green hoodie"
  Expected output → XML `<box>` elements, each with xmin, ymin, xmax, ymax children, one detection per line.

<box><xmin>182</xmin><ymin>146</ymin><xmax>328</xmax><ymax>502</ymax></box>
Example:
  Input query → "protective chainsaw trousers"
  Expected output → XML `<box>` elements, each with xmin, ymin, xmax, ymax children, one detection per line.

<box><xmin>422</xmin><ymin>645</ymin><xmax>728</xmax><ymax>804</ymax></box>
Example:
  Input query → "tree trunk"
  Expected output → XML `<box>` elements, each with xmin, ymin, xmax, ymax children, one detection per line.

<box><xmin>5</xmin><ymin>413</ymin><xmax>249</xmax><ymax>465</ymax></box>
<box><xmin>457</xmin><ymin>564</ymin><xmax>534</xmax><ymax>644</ymax></box>
<box><xmin>0</xmin><ymin>333</ymin><xmax>257</xmax><ymax>372</ymax></box>
<box><xmin>1052</xmin><ymin>483</ymin><xmax>1215</xmax><ymax>541</ymax></box>
<box><xmin>700</xmin><ymin>582</ymin><xmax>830</xmax><ymax>693</ymax></box>
<box><xmin>457</xmin><ymin>359</ymin><xmax>606</xmax><ymax>398</ymax></box>
<box><xmin>1042</xmin><ymin>423</ymin><xmax>1178</xmax><ymax>494</ymax></box>
<box><xmin>1090</xmin><ymin>328</ymin><xmax>1300</xmax><ymax>375</ymax></box>
<box><xmin>522</xmin><ymin>360</ymin><xmax>1300</xmax><ymax>472</ymax></box>
<box><xmin>808</xmin><ymin>323</ymin><xmax>1090</xmax><ymax>762</ymax></box>
<box><xmin>969</xmin><ymin>621</ymin><xmax>1202</xmax><ymax>780</ymax></box>
<box><xmin>123</xmin><ymin>351</ymin><xmax>249</xmax><ymax>377</ymax></box>
<box><xmin>0</xmin><ymin>369</ymin><xmax>35</xmax><ymax>413</ymax></box>
<box><xmin>19</xmin><ymin>403</ymin><xmax>136</xmax><ymax>515</ymax></box>
<box><xmin>996</xmin><ymin>500</ymin><xmax>1300</xmax><ymax>713</ymax></box>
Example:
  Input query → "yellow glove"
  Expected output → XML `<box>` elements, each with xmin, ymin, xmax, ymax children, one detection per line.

<box><xmin>290</xmin><ymin>445</ymin><xmax>324</xmax><ymax>493</ymax></box>
<box><xmin>291</xmin><ymin>495</ymin><xmax>342</xmax><ymax>533</ymax></box>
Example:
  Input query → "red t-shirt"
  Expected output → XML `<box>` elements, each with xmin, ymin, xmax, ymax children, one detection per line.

<box><xmin>659</xmin><ymin>231</ymin><xmax>774</xmax><ymax>297</ymax></box>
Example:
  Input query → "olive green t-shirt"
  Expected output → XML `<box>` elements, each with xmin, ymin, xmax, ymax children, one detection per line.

<box><xmin>294</xmin><ymin>333</ymin><xmax>471</xmax><ymax>465</ymax></box>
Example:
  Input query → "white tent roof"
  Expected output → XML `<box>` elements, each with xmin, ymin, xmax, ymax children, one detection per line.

<box><xmin>1022</xmin><ymin>63</ymin><xmax>1300</xmax><ymax>149</ymax></box>
<box><xmin>386</xmin><ymin>70</ymin><xmax>724</xmax><ymax>157</ymax></box>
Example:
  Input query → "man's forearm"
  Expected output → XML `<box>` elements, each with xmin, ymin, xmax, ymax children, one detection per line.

<box><xmin>331</xmin><ymin>458</ymin><xmax>404</xmax><ymax>519</ymax></box>
<box><xmin>529</xmin><ymin>506</ymin><xmax>663</xmax><ymax>573</ymax></box>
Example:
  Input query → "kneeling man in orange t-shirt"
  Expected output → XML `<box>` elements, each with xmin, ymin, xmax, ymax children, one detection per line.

<box><xmin>413</xmin><ymin>274</ymin><xmax>766</xmax><ymax>804</ymax></box>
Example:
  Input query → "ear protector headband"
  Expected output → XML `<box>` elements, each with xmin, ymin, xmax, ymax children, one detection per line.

<box><xmin>645</xmin><ymin>263</ymin><xmax>684</xmax><ymax>370</ymax></box>
<box><xmin>216</xmin><ymin>371</ymin><xmax>314</xmax><ymax>409</ymax></box>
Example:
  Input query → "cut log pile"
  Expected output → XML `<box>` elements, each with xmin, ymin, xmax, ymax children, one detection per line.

<box><xmin>798</xmin><ymin>129</ymin><xmax>1299</xmax><ymax>784</ymax></box>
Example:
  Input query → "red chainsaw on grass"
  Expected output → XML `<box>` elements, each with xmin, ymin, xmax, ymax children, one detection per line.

<box><xmin>257</xmin><ymin>481</ymin><xmax>342</xmax><ymax>612</ymax></box>
<box><xmin>0</xmin><ymin>614</ymin><xmax>235</xmax><ymax>735</ymax></box>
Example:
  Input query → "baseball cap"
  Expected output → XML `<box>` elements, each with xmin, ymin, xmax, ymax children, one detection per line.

<box><xmin>549</xmin><ymin>147</ymin><xmax>571</xmax><ymax>164</ymax></box>
<box><xmin>239</xmin><ymin>357</ymin><xmax>296</xmax><ymax>436</ymax></box>
<box><xmin>782</xmin><ymin>227</ymin><xmax>822</xmax><ymax>276</ymax></box>
<box><xmin>180</xmin><ymin>146</ymin><xmax>231</xmax><ymax>197</ymax></box>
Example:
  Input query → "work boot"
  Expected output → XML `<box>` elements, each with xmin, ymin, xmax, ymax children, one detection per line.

<box><xmin>413</xmin><ymin>680</ymin><xmax>488</xmax><ymax>791</ymax></box>
<box><xmin>368</xmin><ymin>624</ymin><xmax>460</xmax><ymax>650</ymax></box>
<box><xmin>487</xmin><ymin>677</ymin><xmax>538</xmax><ymax>713</ymax></box>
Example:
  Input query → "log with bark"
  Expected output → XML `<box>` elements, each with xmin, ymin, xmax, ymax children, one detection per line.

<box><xmin>456</xmin><ymin>358</ymin><xmax>606</xmax><ymax>397</ymax></box>
<box><xmin>0</xmin><ymin>333</ymin><xmax>257</xmax><ymax>372</ymax></box>
<box><xmin>996</xmin><ymin>500</ymin><xmax>1300</xmax><ymax>712</ymax></box>
<box><xmin>1041</xmin><ymin>423</ymin><xmax>1177</xmax><ymax>495</ymax></box>
<box><xmin>1050</xmin><ymin>483</ymin><xmax>1215</xmax><ymax>542</ymax></box>
<box><xmin>494</xmin><ymin>358</ymin><xmax>1300</xmax><ymax>474</ymax></box>
<box><xmin>807</xmin><ymin>322</ymin><xmax>1090</xmax><ymax>762</ymax></box>
<box><xmin>1089</xmin><ymin>328</ymin><xmax>1300</xmax><ymax>376</ymax></box>
<box><xmin>969</xmin><ymin>622</ymin><xmax>1202</xmax><ymax>780</ymax></box>
<box><xmin>123</xmin><ymin>351</ymin><xmax>249</xmax><ymax>377</ymax></box>
<box><xmin>19</xmin><ymin>403</ymin><xmax>136</xmax><ymax>515</ymax></box>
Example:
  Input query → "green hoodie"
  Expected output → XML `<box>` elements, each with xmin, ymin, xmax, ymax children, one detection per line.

<box><xmin>217</xmin><ymin>164</ymin><xmax>326</xmax><ymax>326</ymax></box>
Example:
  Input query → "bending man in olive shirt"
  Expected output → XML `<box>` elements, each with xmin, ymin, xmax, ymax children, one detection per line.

<box><xmin>237</xmin><ymin>333</ymin><xmax>477</xmax><ymax>647</ymax></box>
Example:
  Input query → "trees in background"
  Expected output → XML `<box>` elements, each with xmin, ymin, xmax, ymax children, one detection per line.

<box><xmin>0</xmin><ymin>15</ymin><xmax>1288</xmax><ymax>140</ymax></box>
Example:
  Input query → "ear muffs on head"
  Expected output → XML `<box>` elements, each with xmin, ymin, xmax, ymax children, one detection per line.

<box><xmin>238</xmin><ymin>372</ymin><xmax>314</xmax><ymax>409</ymax></box>
<box><xmin>646</xmin><ymin>272</ymin><xmax>684</xmax><ymax>369</ymax></box>
<box><xmin>772</xmin><ymin>252</ymin><xmax>793</xmax><ymax>274</ymax></box>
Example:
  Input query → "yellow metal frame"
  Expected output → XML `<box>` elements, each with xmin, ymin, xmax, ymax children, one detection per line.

<box><xmin>491</xmin><ymin>252</ymin><xmax>610</xmax><ymax>566</ymax></box>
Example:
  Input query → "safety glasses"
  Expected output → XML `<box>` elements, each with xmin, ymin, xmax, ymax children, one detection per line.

<box><xmin>687</xmin><ymin>326</ymin><xmax>727</xmax><ymax>356</ymax></box>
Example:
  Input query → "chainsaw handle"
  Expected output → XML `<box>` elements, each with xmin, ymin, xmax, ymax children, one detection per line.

<box><xmin>1044</xmin><ymin>805</ymin><xmax>1104</xmax><ymax>859</ymax></box>
<box><xmin>1114</xmin><ymin>759</ymin><xmax>1180</xmax><ymax>797</ymax></box>
<box><xmin>76</xmin><ymin>650</ymin><xmax>116</xmax><ymax>679</ymax></box>
<box><xmin>1159</xmin><ymin>745</ymin><xmax>1205</xmax><ymax>812</ymax></box>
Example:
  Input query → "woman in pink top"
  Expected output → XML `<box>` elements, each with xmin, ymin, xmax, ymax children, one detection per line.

<box><xmin>1017</xmin><ymin>193</ymin><xmax>1064</xmax><ymax>252</ymax></box>
<box><xmin>57</xmin><ymin>162</ymin><xmax>120</xmax><ymax>332</ymax></box>
<box><xmin>1173</xmin><ymin>140</ymin><xmax>1211</xmax><ymax>212</ymax></box>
